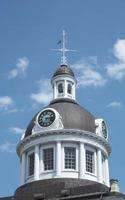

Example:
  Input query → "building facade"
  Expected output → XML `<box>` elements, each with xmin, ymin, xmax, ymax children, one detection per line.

<box><xmin>0</xmin><ymin>31</ymin><xmax>124</xmax><ymax>200</ymax></box>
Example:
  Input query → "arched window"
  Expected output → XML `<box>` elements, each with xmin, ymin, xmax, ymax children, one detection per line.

<box><xmin>67</xmin><ymin>83</ymin><xmax>72</xmax><ymax>94</ymax></box>
<box><xmin>58</xmin><ymin>83</ymin><xmax>63</xmax><ymax>93</ymax></box>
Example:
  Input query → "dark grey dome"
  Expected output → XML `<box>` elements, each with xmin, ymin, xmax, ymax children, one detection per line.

<box><xmin>52</xmin><ymin>64</ymin><xmax>75</xmax><ymax>78</ymax></box>
<box><xmin>24</xmin><ymin>98</ymin><xmax>95</xmax><ymax>138</ymax></box>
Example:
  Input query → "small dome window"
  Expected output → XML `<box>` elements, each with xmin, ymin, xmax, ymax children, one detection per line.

<box><xmin>28</xmin><ymin>152</ymin><xmax>35</xmax><ymax>176</ymax></box>
<box><xmin>58</xmin><ymin>83</ymin><xmax>63</xmax><ymax>93</ymax></box>
<box><xmin>67</xmin><ymin>83</ymin><xmax>72</xmax><ymax>94</ymax></box>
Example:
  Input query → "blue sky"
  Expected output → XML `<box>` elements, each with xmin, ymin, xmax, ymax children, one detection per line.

<box><xmin>0</xmin><ymin>0</ymin><xmax>125</xmax><ymax>197</ymax></box>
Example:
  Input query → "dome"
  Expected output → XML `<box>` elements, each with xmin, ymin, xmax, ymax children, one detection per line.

<box><xmin>52</xmin><ymin>64</ymin><xmax>75</xmax><ymax>78</ymax></box>
<box><xmin>24</xmin><ymin>98</ymin><xmax>95</xmax><ymax>138</ymax></box>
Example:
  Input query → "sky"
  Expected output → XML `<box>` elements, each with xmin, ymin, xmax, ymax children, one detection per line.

<box><xmin>0</xmin><ymin>0</ymin><xmax>125</xmax><ymax>197</ymax></box>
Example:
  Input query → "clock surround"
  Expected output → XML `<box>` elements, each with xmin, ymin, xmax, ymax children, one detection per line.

<box><xmin>38</xmin><ymin>109</ymin><xmax>55</xmax><ymax>127</ymax></box>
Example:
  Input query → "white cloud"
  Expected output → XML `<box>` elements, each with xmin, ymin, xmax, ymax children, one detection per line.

<box><xmin>30</xmin><ymin>79</ymin><xmax>53</xmax><ymax>105</ymax></box>
<box><xmin>0</xmin><ymin>96</ymin><xmax>13</xmax><ymax>110</ymax></box>
<box><xmin>107</xmin><ymin>101</ymin><xmax>122</xmax><ymax>108</ymax></box>
<box><xmin>106</xmin><ymin>39</ymin><xmax>125</xmax><ymax>80</ymax></box>
<box><xmin>107</xmin><ymin>63</ymin><xmax>125</xmax><ymax>80</ymax></box>
<box><xmin>5</xmin><ymin>108</ymin><xmax>19</xmax><ymax>114</ymax></box>
<box><xmin>114</xmin><ymin>39</ymin><xmax>125</xmax><ymax>62</ymax></box>
<box><xmin>77</xmin><ymin>68</ymin><xmax>106</xmax><ymax>87</ymax></box>
<box><xmin>72</xmin><ymin>58</ymin><xmax>107</xmax><ymax>87</ymax></box>
<box><xmin>8</xmin><ymin>57</ymin><xmax>29</xmax><ymax>79</ymax></box>
<box><xmin>3</xmin><ymin>108</ymin><xmax>24</xmax><ymax>115</ymax></box>
<box><xmin>9</xmin><ymin>69</ymin><xmax>18</xmax><ymax>78</ymax></box>
<box><xmin>9</xmin><ymin>127</ymin><xmax>25</xmax><ymax>135</ymax></box>
<box><xmin>0</xmin><ymin>142</ymin><xmax>16</xmax><ymax>153</ymax></box>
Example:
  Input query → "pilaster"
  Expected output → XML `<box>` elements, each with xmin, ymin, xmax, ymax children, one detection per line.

<box><xmin>21</xmin><ymin>152</ymin><xmax>26</xmax><ymax>185</ymax></box>
<box><xmin>56</xmin><ymin>141</ymin><xmax>61</xmax><ymax>177</ymax></box>
<box><xmin>34</xmin><ymin>145</ymin><xmax>39</xmax><ymax>180</ymax></box>
<box><xmin>97</xmin><ymin>149</ymin><xmax>103</xmax><ymax>183</ymax></box>
<box><xmin>79</xmin><ymin>142</ymin><xmax>85</xmax><ymax>178</ymax></box>
<box><xmin>105</xmin><ymin>158</ymin><xmax>110</xmax><ymax>187</ymax></box>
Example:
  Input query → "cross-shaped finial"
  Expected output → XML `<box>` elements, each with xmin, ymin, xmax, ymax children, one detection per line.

<box><xmin>51</xmin><ymin>30</ymin><xmax>76</xmax><ymax>65</ymax></box>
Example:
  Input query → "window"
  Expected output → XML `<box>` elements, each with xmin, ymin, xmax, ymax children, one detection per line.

<box><xmin>43</xmin><ymin>148</ymin><xmax>54</xmax><ymax>171</ymax></box>
<box><xmin>86</xmin><ymin>150</ymin><xmax>94</xmax><ymax>173</ymax></box>
<box><xmin>67</xmin><ymin>83</ymin><xmax>72</xmax><ymax>94</ymax></box>
<box><xmin>58</xmin><ymin>83</ymin><xmax>63</xmax><ymax>93</ymax></box>
<box><xmin>28</xmin><ymin>152</ymin><xmax>34</xmax><ymax>176</ymax></box>
<box><xmin>64</xmin><ymin>147</ymin><xmax>76</xmax><ymax>169</ymax></box>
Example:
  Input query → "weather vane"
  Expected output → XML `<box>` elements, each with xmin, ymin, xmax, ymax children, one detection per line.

<box><xmin>51</xmin><ymin>30</ymin><xmax>76</xmax><ymax>65</ymax></box>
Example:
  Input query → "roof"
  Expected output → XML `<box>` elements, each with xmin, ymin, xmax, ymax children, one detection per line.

<box><xmin>24</xmin><ymin>98</ymin><xmax>95</xmax><ymax>138</ymax></box>
<box><xmin>1</xmin><ymin>178</ymin><xmax>125</xmax><ymax>200</ymax></box>
<box><xmin>52</xmin><ymin>64</ymin><xmax>75</xmax><ymax>78</ymax></box>
<box><xmin>14</xmin><ymin>178</ymin><xmax>109</xmax><ymax>200</ymax></box>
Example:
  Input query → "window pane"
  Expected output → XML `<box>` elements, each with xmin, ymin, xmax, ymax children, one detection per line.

<box><xmin>64</xmin><ymin>147</ymin><xmax>76</xmax><ymax>169</ymax></box>
<box><xmin>86</xmin><ymin>150</ymin><xmax>94</xmax><ymax>173</ymax></box>
<box><xmin>67</xmin><ymin>84</ymin><xmax>72</xmax><ymax>94</ymax></box>
<box><xmin>43</xmin><ymin>148</ymin><xmax>54</xmax><ymax>171</ymax></box>
<box><xmin>28</xmin><ymin>152</ymin><xmax>34</xmax><ymax>176</ymax></box>
<box><xmin>58</xmin><ymin>83</ymin><xmax>63</xmax><ymax>93</ymax></box>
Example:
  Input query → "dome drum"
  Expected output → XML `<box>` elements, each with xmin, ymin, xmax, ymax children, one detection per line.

<box><xmin>18</xmin><ymin>129</ymin><xmax>111</xmax><ymax>187</ymax></box>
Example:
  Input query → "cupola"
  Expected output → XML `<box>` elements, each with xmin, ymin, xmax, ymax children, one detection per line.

<box><xmin>51</xmin><ymin>64</ymin><xmax>76</xmax><ymax>100</ymax></box>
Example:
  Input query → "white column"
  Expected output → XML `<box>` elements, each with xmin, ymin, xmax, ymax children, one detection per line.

<box><xmin>105</xmin><ymin>158</ymin><xmax>110</xmax><ymax>187</ymax></box>
<box><xmin>53</xmin><ymin>83</ymin><xmax>57</xmax><ymax>99</ymax></box>
<box><xmin>34</xmin><ymin>145</ymin><xmax>39</xmax><ymax>180</ymax></box>
<box><xmin>56</xmin><ymin>141</ymin><xmax>61</xmax><ymax>177</ymax></box>
<box><xmin>64</xmin><ymin>80</ymin><xmax>67</xmax><ymax>97</ymax></box>
<box><xmin>72</xmin><ymin>84</ymin><xmax>76</xmax><ymax>100</ymax></box>
<box><xmin>21</xmin><ymin>152</ymin><xmax>26</xmax><ymax>185</ymax></box>
<box><xmin>97</xmin><ymin>149</ymin><xmax>103</xmax><ymax>183</ymax></box>
<box><xmin>79</xmin><ymin>142</ymin><xmax>85</xmax><ymax>178</ymax></box>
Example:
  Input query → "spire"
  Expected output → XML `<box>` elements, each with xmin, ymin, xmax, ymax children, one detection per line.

<box><xmin>51</xmin><ymin>30</ymin><xmax>76</xmax><ymax>65</ymax></box>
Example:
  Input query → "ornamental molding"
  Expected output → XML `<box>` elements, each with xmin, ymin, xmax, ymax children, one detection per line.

<box><xmin>51</xmin><ymin>74</ymin><xmax>77</xmax><ymax>85</ymax></box>
<box><xmin>32</xmin><ymin>108</ymin><xmax>64</xmax><ymax>133</ymax></box>
<box><xmin>17</xmin><ymin>129</ymin><xmax>111</xmax><ymax>156</ymax></box>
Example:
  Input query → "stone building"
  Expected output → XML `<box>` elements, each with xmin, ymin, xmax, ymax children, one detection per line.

<box><xmin>0</xmin><ymin>31</ymin><xmax>124</xmax><ymax>200</ymax></box>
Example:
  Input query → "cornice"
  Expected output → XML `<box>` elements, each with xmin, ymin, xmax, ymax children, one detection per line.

<box><xmin>17</xmin><ymin>129</ymin><xmax>111</xmax><ymax>156</ymax></box>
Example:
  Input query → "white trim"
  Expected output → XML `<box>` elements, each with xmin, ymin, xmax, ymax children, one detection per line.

<box><xmin>56</xmin><ymin>141</ymin><xmax>61</xmax><ymax>177</ymax></box>
<box><xmin>51</xmin><ymin>75</ymin><xmax>76</xmax><ymax>100</ymax></box>
<box><xmin>102</xmin><ymin>153</ymin><xmax>106</xmax><ymax>184</ymax></box>
<box><xmin>32</xmin><ymin>108</ymin><xmax>63</xmax><ymax>133</ymax></box>
<box><xmin>21</xmin><ymin>152</ymin><xmax>26</xmax><ymax>185</ymax></box>
<box><xmin>17</xmin><ymin>129</ymin><xmax>111</xmax><ymax>157</ymax></box>
<box><xmin>97</xmin><ymin>149</ymin><xmax>103</xmax><ymax>183</ymax></box>
<box><xmin>105</xmin><ymin>158</ymin><xmax>110</xmax><ymax>187</ymax></box>
<box><xmin>34</xmin><ymin>145</ymin><xmax>39</xmax><ymax>180</ymax></box>
<box><xmin>95</xmin><ymin>119</ymin><xmax>108</xmax><ymax>140</ymax></box>
<box><xmin>79</xmin><ymin>142</ymin><xmax>85</xmax><ymax>178</ymax></box>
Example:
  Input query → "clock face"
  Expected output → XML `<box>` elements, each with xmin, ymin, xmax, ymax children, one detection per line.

<box><xmin>38</xmin><ymin>109</ymin><xmax>55</xmax><ymax>127</ymax></box>
<box><xmin>102</xmin><ymin>121</ymin><xmax>108</xmax><ymax>139</ymax></box>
